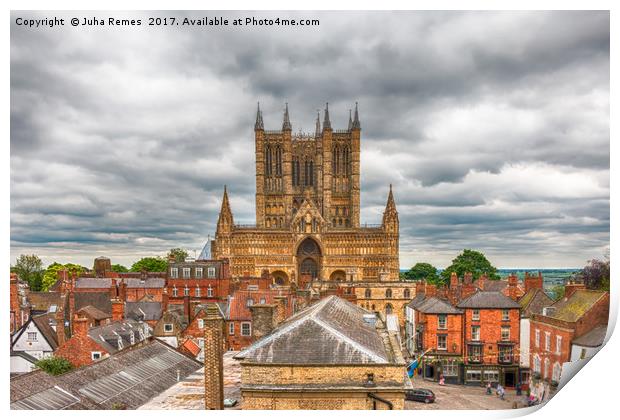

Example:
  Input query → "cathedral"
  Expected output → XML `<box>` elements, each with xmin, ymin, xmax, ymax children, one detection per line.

<box><xmin>211</xmin><ymin>103</ymin><xmax>412</xmax><ymax>320</ymax></box>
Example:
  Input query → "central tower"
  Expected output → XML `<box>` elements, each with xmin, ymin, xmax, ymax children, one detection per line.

<box><xmin>254</xmin><ymin>103</ymin><xmax>361</xmax><ymax>229</ymax></box>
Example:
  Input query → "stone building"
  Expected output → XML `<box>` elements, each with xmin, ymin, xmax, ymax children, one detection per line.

<box><xmin>234</xmin><ymin>295</ymin><xmax>407</xmax><ymax>410</ymax></box>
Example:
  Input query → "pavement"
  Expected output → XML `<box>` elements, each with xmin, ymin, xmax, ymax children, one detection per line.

<box><xmin>405</xmin><ymin>377</ymin><xmax>530</xmax><ymax>410</ymax></box>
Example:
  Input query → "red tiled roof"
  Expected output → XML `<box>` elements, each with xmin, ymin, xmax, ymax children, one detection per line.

<box><xmin>180</xmin><ymin>338</ymin><xmax>201</xmax><ymax>357</ymax></box>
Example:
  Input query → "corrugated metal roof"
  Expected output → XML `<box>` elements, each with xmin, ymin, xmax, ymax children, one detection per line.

<box><xmin>11</xmin><ymin>386</ymin><xmax>80</xmax><ymax>410</ymax></box>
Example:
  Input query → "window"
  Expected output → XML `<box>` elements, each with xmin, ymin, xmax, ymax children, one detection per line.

<box><xmin>533</xmin><ymin>354</ymin><xmax>541</xmax><ymax>373</ymax></box>
<box><xmin>499</xmin><ymin>345</ymin><xmax>513</xmax><ymax>363</ymax></box>
<box><xmin>229</xmin><ymin>323</ymin><xmax>234</xmax><ymax>335</ymax></box>
<box><xmin>472</xmin><ymin>309</ymin><xmax>480</xmax><ymax>321</ymax></box>
<box><xmin>484</xmin><ymin>370</ymin><xmax>499</xmax><ymax>383</ymax></box>
<box><xmin>195</xmin><ymin>287</ymin><xmax>201</xmax><ymax>297</ymax></box>
<box><xmin>468</xmin><ymin>344</ymin><xmax>482</xmax><ymax>363</ymax></box>
<box><xmin>170</xmin><ymin>267</ymin><xmax>178</xmax><ymax>278</ymax></box>
<box><xmin>544</xmin><ymin>358</ymin><xmax>550</xmax><ymax>379</ymax></box>
<box><xmin>501</xmin><ymin>326</ymin><xmax>510</xmax><ymax>341</ymax></box>
<box><xmin>198</xmin><ymin>319</ymin><xmax>204</xmax><ymax>329</ymax></box>
<box><xmin>443</xmin><ymin>359</ymin><xmax>458</xmax><ymax>377</ymax></box>
<box><xmin>27</xmin><ymin>332</ymin><xmax>37</xmax><ymax>341</ymax></box>
<box><xmin>502</xmin><ymin>309</ymin><xmax>510</xmax><ymax>321</ymax></box>
<box><xmin>552</xmin><ymin>362</ymin><xmax>562</xmax><ymax>382</ymax></box>
<box><xmin>164</xmin><ymin>323</ymin><xmax>173</xmax><ymax>333</ymax></box>
<box><xmin>404</xmin><ymin>288</ymin><xmax>410</xmax><ymax>299</ymax></box>
<box><xmin>545</xmin><ymin>332</ymin><xmax>551</xmax><ymax>351</ymax></box>
<box><xmin>196</xmin><ymin>267</ymin><xmax>203</xmax><ymax>278</ymax></box>
<box><xmin>91</xmin><ymin>351</ymin><xmax>102</xmax><ymax>361</ymax></box>
<box><xmin>438</xmin><ymin>314</ymin><xmax>447</xmax><ymax>330</ymax></box>
<box><xmin>437</xmin><ymin>334</ymin><xmax>447</xmax><ymax>350</ymax></box>
<box><xmin>172</xmin><ymin>287</ymin><xmax>178</xmax><ymax>297</ymax></box>
<box><xmin>580</xmin><ymin>348</ymin><xmax>587</xmax><ymax>359</ymax></box>
<box><xmin>207</xmin><ymin>267</ymin><xmax>216</xmax><ymax>278</ymax></box>
<box><xmin>365</xmin><ymin>289</ymin><xmax>371</xmax><ymax>299</ymax></box>
<box><xmin>207</xmin><ymin>286</ymin><xmax>213</xmax><ymax>297</ymax></box>
<box><xmin>129</xmin><ymin>331</ymin><xmax>135</xmax><ymax>345</ymax></box>
<box><xmin>471</xmin><ymin>325</ymin><xmax>481</xmax><ymax>341</ymax></box>
<box><xmin>535</xmin><ymin>329</ymin><xmax>540</xmax><ymax>348</ymax></box>
<box><xmin>556</xmin><ymin>335</ymin><xmax>562</xmax><ymax>355</ymax></box>
<box><xmin>241</xmin><ymin>322</ymin><xmax>251</xmax><ymax>336</ymax></box>
<box><xmin>246</xmin><ymin>298</ymin><xmax>254</xmax><ymax>307</ymax></box>
<box><xmin>385</xmin><ymin>289</ymin><xmax>392</xmax><ymax>298</ymax></box>
<box><xmin>260</xmin><ymin>298</ymin><xmax>266</xmax><ymax>304</ymax></box>
<box><xmin>466</xmin><ymin>370</ymin><xmax>482</xmax><ymax>382</ymax></box>
<box><xmin>183</xmin><ymin>268</ymin><xmax>191</xmax><ymax>279</ymax></box>
<box><xmin>184</xmin><ymin>286</ymin><xmax>190</xmax><ymax>296</ymax></box>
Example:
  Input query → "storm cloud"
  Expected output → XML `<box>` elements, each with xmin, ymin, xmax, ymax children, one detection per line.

<box><xmin>10</xmin><ymin>11</ymin><xmax>609</xmax><ymax>268</ymax></box>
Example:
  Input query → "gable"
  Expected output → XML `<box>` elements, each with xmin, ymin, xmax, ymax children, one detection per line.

<box><xmin>11</xmin><ymin>321</ymin><xmax>55</xmax><ymax>352</ymax></box>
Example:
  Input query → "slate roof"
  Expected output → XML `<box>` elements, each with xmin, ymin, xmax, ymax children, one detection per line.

<box><xmin>457</xmin><ymin>291</ymin><xmax>521</xmax><ymax>309</ymax></box>
<box><xmin>417</xmin><ymin>297</ymin><xmax>463</xmax><ymax>314</ymax></box>
<box><xmin>572</xmin><ymin>325</ymin><xmax>607</xmax><ymax>348</ymax></box>
<box><xmin>197</xmin><ymin>240</ymin><xmax>211</xmax><ymax>260</ymax></box>
<box><xmin>74</xmin><ymin>292</ymin><xmax>112</xmax><ymax>315</ymax></box>
<box><xmin>10</xmin><ymin>339</ymin><xmax>202</xmax><ymax>410</ymax></box>
<box><xmin>125</xmin><ymin>302</ymin><xmax>162</xmax><ymax>322</ymax></box>
<box><xmin>122</xmin><ymin>278</ymin><xmax>166</xmax><ymax>288</ymax></box>
<box><xmin>483</xmin><ymin>280</ymin><xmax>509</xmax><ymax>292</ymax></box>
<box><xmin>77</xmin><ymin>305</ymin><xmax>111</xmax><ymax>321</ymax></box>
<box><xmin>235</xmin><ymin>295</ymin><xmax>393</xmax><ymax>365</ymax></box>
<box><xmin>549</xmin><ymin>290</ymin><xmax>608</xmax><ymax>323</ymax></box>
<box><xmin>75</xmin><ymin>278</ymin><xmax>112</xmax><ymax>289</ymax></box>
<box><xmin>31</xmin><ymin>313</ymin><xmax>61</xmax><ymax>349</ymax></box>
<box><xmin>88</xmin><ymin>320</ymin><xmax>152</xmax><ymax>354</ymax></box>
<box><xmin>27</xmin><ymin>292</ymin><xmax>63</xmax><ymax>313</ymax></box>
<box><xmin>406</xmin><ymin>293</ymin><xmax>426</xmax><ymax>310</ymax></box>
<box><xmin>519</xmin><ymin>289</ymin><xmax>554</xmax><ymax>318</ymax></box>
<box><xmin>75</xmin><ymin>277</ymin><xmax>166</xmax><ymax>289</ymax></box>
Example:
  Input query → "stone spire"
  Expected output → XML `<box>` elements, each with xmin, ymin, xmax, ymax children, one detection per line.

<box><xmin>282</xmin><ymin>102</ymin><xmax>292</xmax><ymax>131</ymax></box>
<box><xmin>216</xmin><ymin>186</ymin><xmax>234</xmax><ymax>234</ymax></box>
<box><xmin>382</xmin><ymin>184</ymin><xmax>399</xmax><ymax>230</ymax></box>
<box><xmin>315</xmin><ymin>110</ymin><xmax>321</xmax><ymax>136</ymax></box>
<box><xmin>352</xmin><ymin>102</ymin><xmax>361</xmax><ymax>129</ymax></box>
<box><xmin>323</xmin><ymin>102</ymin><xmax>331</xmax><ymax>130</ymax></box>
<box><xmin>348</xmin><ymin>109</ymin><xmax>353</xmax><ymax>131</ymax></box>
<box><xmin>254</xmin><ymin>102</ymin><xmax>264</xmax><ymax>130</ymax></box>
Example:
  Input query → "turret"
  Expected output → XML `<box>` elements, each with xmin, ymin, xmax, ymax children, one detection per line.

<box><xmin>216</xmin><ymin>186</ymin><xmax>234</xmax><ymax>235</ymax></box>
<box><xmin>282</xmin><ymin>102</ymin><xmax>292</xmax><ymax>131</ymax></box>
<box><xmin>382</xmin><ymin>184</ymin><xmax>399</xmax><ymax>232</ymax></box>
<box><xmin>254</xmin><ymin>102</ymin><xmax>264</xmax><ymax>131</ymax></box>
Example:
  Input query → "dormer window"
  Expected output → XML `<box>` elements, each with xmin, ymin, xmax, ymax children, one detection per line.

<box><xmin>130</xmin><ymin>331</ymin><xmax>135</xmax><ymax>345</ymax></box>
<box><xmin>117</xmin><ymin>337</ymin><xmax>123</xmax><ymax>350</ymax></box>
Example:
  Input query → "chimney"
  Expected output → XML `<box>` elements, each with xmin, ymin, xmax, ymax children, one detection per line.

<box><xmin>273</xmin><ymin>296</ymin><xmax>288</xmax><ymax>325</ymax></box>
<box><xmin>250</xmin><ymin>304</ymin><xmax>277</xmax><ymax>340</ymax></box>
<box><xmin>73</xmin><ymin>313</ymin><xmax>90</xmax><ymax>337</ymax></box>
<box><xmin>184</xmin><ymin>295</ymin><xmax>191</xmax><ymax>323</ymax></box>
<box><xmin>415</xmin><ymin>281</ymin><xmax>427</xmax><ymax>296</ymax></box>
<box><xmin>110</xmin><ymin>278</ymin><xmax>118</xmax><ymax>299</ymax></box>
<box><xmin>111</xmin><ymin>298</ymin><xmax>124</xmax><ymax>322</ymax></box>
<box><xmin>94</xmin><ymin>257</ymin><xmax>112</xmax><ymax>277</ymax></box>
<box><xmin>119</xmin><ymin>280</ymin><xmax>127</xmax><ymax>301</ymax></box>
<box><xmin>477</xmin><ymin>273</ymin><xmax>488</xmax><ymax>290</ymax></box>
<box><xmin>162</xmin><ymin>287</ymin><xmax>169</xmax><ymax>312</ymax></box>
<box><xmin>564</xmin><ymin>282</ymin><xmax>586</xmax><ymax>300</ymax></box>
<box><xmin>450</xmin><ymin>272</ymin><xmax>459</xmax><ymax>289</ymax></box>
<box><xmin>204</xmin><ymin>303</ymin><xmax>224</xmax><ymax>410</ymax></box>
<box><xmin>464</xmin><ymin>272</ymin><xmax>473</xmax><ymax>284</ymax></box>
<box><xmin>525</xmin><ymin>271</ymin><xmax>544</xmax><ymax>293</ymax></box>
<box><xmin>55</xmin><ymin>307</ymin><xmax>66</xmax><ymax>346</ymax></box>
<box><xmin>425</xmin><ymin>284</ymin><xmax>437</xmax><ymax>298</ymax></box>
<box><xmin>57</xmin><ymin>270</ymin><xmax>68</xmax><ymax>294</ymax></box>
<box><xmin>508</xmin><ymin>273</ymin><xmax>518</xmax><ymax>287</ymax></box>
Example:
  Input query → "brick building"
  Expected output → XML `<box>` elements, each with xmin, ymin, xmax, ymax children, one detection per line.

<box><xmin>166</xmin><ymin>258</ymin><xmax>231</xmax><ymax>304</ymax></box>
<box><xmin>10</xmin><ymin>273</ymin><xmax>30</xmax><ymax>334</ymax></box>
<box><xmin>234</xmin><ymin>295</ymin><xmax>407</xmax><ymax>410</ymax></box>
<box><xmin>529</xmin><ymin>288</ymin><xmax>609</xmax><ymax>386</ymax></box>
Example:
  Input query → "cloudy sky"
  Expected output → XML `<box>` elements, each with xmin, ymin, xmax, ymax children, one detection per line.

<box><xmin>10</xmin><ymin>11</ymin><xmax>609</xmax><ymax>269</ymax></box>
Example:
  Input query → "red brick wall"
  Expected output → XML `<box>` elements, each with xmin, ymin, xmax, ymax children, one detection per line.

<box><xmin>226</xmin><ymin>321</ymin><xmax>253</xmax><ymax>350</ymax></box>
<box><xmin>464</xmin><ymin>308</ymin><xmax>520</xmax><ymax>365</ymax></box>
<box><xmin>419</xmin><ymin>312</ymin><xmax>463</xmax><ymax>354</ymax></box>
<box><xmin>529</xmin><ymin>319</ymin><xmax>573</xmax><ymax>380</ymax></box>
<box><xmin>55</xmin><ymin>334</ymin><xmax>110</xmax><ymax>368</ymax></box>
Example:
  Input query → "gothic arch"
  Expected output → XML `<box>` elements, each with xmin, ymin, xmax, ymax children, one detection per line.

<box><xmin>329</xmin><ymin>270</ymin><xmax>347</xmax><ymax>282</ymax></box>
<box><xmin>272</xmin><ymin>270</ymin><xmax>289</xmax><ymax>286</ymax></box>
<box><xmin>296</xmin><ymin>237</ymin><xmax>322</xmax><ymax>280</ymax></box>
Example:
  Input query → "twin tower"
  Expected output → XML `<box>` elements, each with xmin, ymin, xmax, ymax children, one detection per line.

<box><xmin>254</xmin><ymin>103</ymin><xmax>362</xmax><ymax>230</ymax></box>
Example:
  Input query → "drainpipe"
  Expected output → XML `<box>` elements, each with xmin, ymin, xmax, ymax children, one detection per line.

<box><xmin>367</xmin><ymin>393</ymin><xmax>393</xmax><ymax>410</ymax></box>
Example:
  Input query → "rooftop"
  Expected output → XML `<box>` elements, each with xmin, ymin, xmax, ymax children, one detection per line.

<box><xmin>550</xmin><ymin>290</ymin><xmax>608</xmax><ymax>323</ymax></box>
<box><xmin>572</xmin><ymin>324</ymin><xmax>607</xmax><ymax>348</ymax></box>
<box><xmin>457</xmin><ymin>291</ymin><xmax>521</xmax><ymax>309</ymax></box>
<box><xmin>417</xmin><ymin>297</ymin><xmax>463</xmax><ymax>314</ymax></box>
<box><xmin>519</xmin><ymin>288</ymin><xmax>554</xmax><ymax>318</ymax></box>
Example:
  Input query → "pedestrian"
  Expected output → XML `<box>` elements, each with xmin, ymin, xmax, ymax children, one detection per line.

<box><xmin>498</xmin><ymin>385</ymin><xmax>505</xmax><ymax>401</ymax></box>
<box><xmin>486</xmin><ymin>381</ymin><xmax>492</xmax><ymax>395</ymax></box>
<box><xmin>516</xmin><ymin>382</ymin><xmax>522</xmax><ymax>396</ymax></box>
<box><xmin>439</xmin><ymin>374</ymin><xmax>445</xmax><ymax>386</ymax></box>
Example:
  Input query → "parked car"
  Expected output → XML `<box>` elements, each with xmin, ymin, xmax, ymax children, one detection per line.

<box><xmin>405</xmin><ymin>388</ymin><xmax>436</xmax><ymax>404</ymax></box>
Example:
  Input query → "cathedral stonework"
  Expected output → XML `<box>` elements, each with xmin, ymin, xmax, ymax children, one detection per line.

<box><xmin>211</xmin><ymin>103</ymin><xmax>400</xmax><ymax>287</ymax></box>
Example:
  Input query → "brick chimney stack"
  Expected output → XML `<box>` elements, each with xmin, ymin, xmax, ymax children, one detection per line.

<box><xmin>564</xmin><ymin>281</ymin><xmax>586</xmax><ymax>300</ymax></box>
<box><xmin>94</xmin><ymin>256</ymin><xmax>112</xmax><ymax>278</ymax></box>
<box><xmin>425</xmin><ymin>284</ymin><xmax>437</xmax><ymax>298</ymax></box>
<box><xmin>56</xmin><ymin>307</ymin><xmax>66</xmax><ymax>346</ymax></box>
<box><xmin>162</xmin><ymin>287</ymin><xmax>169</xmax><ymax>312</ymax></box>
<box><xmin>450</xmin><ymin>272</ymin><xmax>459</xmax><ymax>289</ymax></box>
<box><xmin>73</xmin><ymin>314</ymin><xmax>90</xmax><ymax>337</ymax></box>
<box><xmin>525</xmin><ymin>271</ymin><xmax>544</xmax><ymax>293</ymax></box>
<box><xmin>111</xmin><ymin>298</ymin><xmax>124</xmax><ymax>322</ymax></box>
<box><xmin>119</xmin><ymin>280</ymin><xmax>127</xmax><ymax>301</ymax></box>
<box><xmin>204</xmin><ymin>303</ymin><xmax>224</xmax><ymax>410</ymax></box>
<box><xmin>464</xmin><ymin>272</ymin><xmax>473</xmax><ymax>284</ymax></box>
<box><xmin>110</xmin><ymin>278</ymin><xmax>118</xmax><ymax>299</ymax></box>
<box><xmin>273</xmin><ymin>296</ymin><xmax>288</xmax><ymax>326</ymax></box>
<box><xmin>477</xmin><ymin>273</ymin><xmax>488</xmax><ymax>290</ymax></box>
<box><xmin>184</xmin><ymin>295</ymin><xmax>191</xmax><ymax>323</ymax></box>
<box><xmin>250</xmin><ymin>304</ymin><xmax>277</xmax><ymax>340</ymax></box>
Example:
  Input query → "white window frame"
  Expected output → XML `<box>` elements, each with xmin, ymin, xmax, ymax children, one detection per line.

<box><xmin>164</xmin><ymin>323</ymin><xmax>174</xmax><ymax>333</ymax></box>
<box><xmin>184</xmin><ymin>286</ymin><xmax>190</xmax><ymax>296</ymax></box>
<box><xmin>196</xmin><ymin>267</ymin><xmax>203</xmax><ymax>278</ymax></box>
<box><xmin>533</xmin><ymin>354</ymin><xmax>541</xmax><ymax>373</ymax></box>
<box><xmin>198</xmin><ymin>319</ymin><xmax>205</xmax><ymax>329</ymax></box>
<box><xmin>545</xmin><ymin>332</ymin><xmax>551</xmax><ymax>351</ymax></box>
<box><xmin>195</xmin><ymin>287</ymin><xmax>201</xmax><ymax>297</ymax></box>
<box><xmin>207</xmin><ymin>267</ymin><xmax>216</xmax><ymax>278</ymax></box>
<box><xmin>229</xmin><ymin>322</ymin><xmax>235</xmax><ymax>335</ymax></box>
<box><xmin>241</xmin><ymin>322</ymin><xmax>251</xmax><ymax>337</ymax></box>
<box><xmin>437</xmin><ymin>334</ymin><xmax>447</xmax><ymax>350</ymax></box>
<box><xmin>535</xmin><ymin>329</ymin><xmax>540</xmax><ymax>348</ymax></box>
<box><xmin>471</xmin><ymin>325</ymin><xmax>481</xmax><ymax>341</ymax></box>
<box><xmin>246</xmin><ymin>298</ymin><xmax>254</xmax><ymax>307</ymax></box>
<box><xmin>27</xmin><ymin>332</ymin><xmax>38</xmax><ymax>341</ymax></box>
<box><xmin>170</xmin><ymin>267</ymin><xmax>178</xmax><ymax>278</ymax></box>
<box><xmin>556</xmin><ymin>335</ymin><xmax>562</xmax><ymax>355</ymax></box>
<box><xmin>501</xmin><ymin>326</ymin><xmax>510</xmax><ymax>341</ymax></box>
<box><xmin>91</xmin><ymin>351</ymin><xmax>102</xmax><ymax>361</ymax></box>
<box><xmin>502</xmin><ymin>309</ymin><xmax>510</xmax><ymax>321</ymax></box>
<box><xmin>472</xmin><ymin>309</ymin><xmax>480</xmax><ymax>321</ymax></box>
<box><xmin>183</xmin><ymin>267</ymin><xmax>191</xmax><ymax>279</ymax></box>
<box><xmin>172</xmin><ymin>287</ymin><xmax>178</xmax><ymax>297</ymax></box>
<box><xmin>438</xmin><ymin>314</ymin><xmax>447</xmax><ymax>330</ymax></box>
<box><xmin>552</xmin><ymin>362</ymin><xmax>562</xmax><ymax>382</ymax></box>
<box><xmin>207</xmin><ymin>286</ymin><xmax>213</xmax><ymax>297</ymax></box>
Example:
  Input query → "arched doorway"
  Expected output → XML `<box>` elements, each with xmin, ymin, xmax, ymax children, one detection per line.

<box><xmin>297</xmin><ymin>237</ymin><xmax>321</xmax><ymax>280</ymax></box>
<box><xmin>272</xmin><ymin>270</ymin><xmax>289</xmax><ymax>286</ymax></box>
<box><xmin>329</xmin><ymin>270</ymin><xmax>347</xmax><ymax>282</ymax></box>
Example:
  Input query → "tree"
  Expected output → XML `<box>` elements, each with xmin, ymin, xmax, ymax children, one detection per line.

<box><xmin>440</xmin><ymin>249</ymin><xmax>500</xmax><ymax>285</ymax></box>
<box><xmin>42</xmin><ymin>262</ymin><xmax>87</xmax><ymax>291</ymax></box>
<box><xmin>167</xmin><ymin>248</ymin><xmax>189</xmax><ymax>263</ymax></box>
<box><xmin>403</xmin><ymin>263</ymin><xmax>441</xmax><ymax>284</ymax></box>
<box><xmin>12</xmin><ymin>254</ymin><xmax>44</xmax><ymax>291</ymax></box>
<box><xmin>110</xmin><ymin>264</ymin><xmax>129</xmax><ymax>273</ymax></box>
<box><xmin>550</xmin><ymin>284</ymin><xmax>565</xmax><ymax>301</ymax></box>
<box><xmin>581</xmin><ymin>258</ymin><xmax>610</xmax><ymax>291</ymax></box>
<box><xmin>35</xmin><ymin>356</ymin><xmax>73</xmax><ymax>376</ymax></box>
<box><xmin>130</xmin><ymin>257</ymin><xmax>168</xmax><ymax>272</ymax></box>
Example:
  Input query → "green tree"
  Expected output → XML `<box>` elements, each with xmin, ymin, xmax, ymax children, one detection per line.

<box><xmin>550</xmin><ymin>285</ymin><xmax>565</xmax><ymax>301</ymax></box>
<box><xmin>35</xmin><ymin>356</ymin><xmax>73</xmax><ymax>376</ymax></box>
<box><xmin>42</xmin><ymin>262</ymin><xmax>86</xmax><ymax>291</ymax></box>
<box><xmin>110</xmin><ymin>264</ymin><xmax>129</xmax><ymax>273</ymax></box>
<box><xmin>12</xmin><ymin>254</ymin><xmax>44</xmax><ymax>291</ymax></box>
<box><xmin>440</xmin><ymin>249</ymin><xmax>500</xmax><ymax>286</ymax></box>
<box><xmin>130</xmin><ymin>257</ymin><xmax>168</xmax><ymax>272</ymax></box>
<box><xmin>403</xmin><ymin>262</ymin><xmax>441</xmax><ymax>284</ymax></box>
<box><xmin>167</xmin><ymin>248</ymin><xmax>189</xmax><ymax>263</ymax></box>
